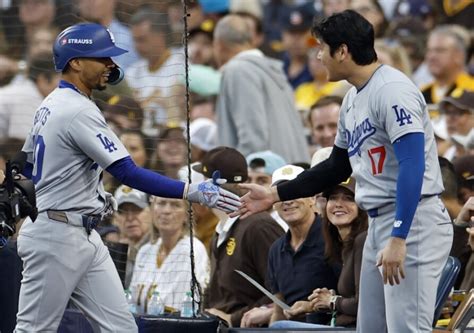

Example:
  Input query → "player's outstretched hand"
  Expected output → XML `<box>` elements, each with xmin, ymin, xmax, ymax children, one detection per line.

<box><xmin>185</xmin><ymin>171</ymin><xmax>241</xmax><ymax>213</ymax></box>
<box><xmin>229</xmin><ymin>183</ymin><xmax>277</xmax><ymax>219</ymax></box>
<box><xmin>377</xmin><ymin>237</ymin><xmax>406</xmax><ymax>286</ymax></box>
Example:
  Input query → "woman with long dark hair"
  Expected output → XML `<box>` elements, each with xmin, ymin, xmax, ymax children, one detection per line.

<box><xmin>272</xmin><ymin>177</ymin><xmax>368</xmax><ymax>328</ymax></box>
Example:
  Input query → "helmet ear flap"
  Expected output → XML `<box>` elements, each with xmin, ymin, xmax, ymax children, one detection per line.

<box><xmin>108</xmin><ymin>66</ymin><xmax>124</xmax><ymax>85</ymax></box>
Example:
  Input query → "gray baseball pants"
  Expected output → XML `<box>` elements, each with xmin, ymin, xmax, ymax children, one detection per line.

<box><xmin>15</xmin><ymin>212</ymin><xmax>138</xmax><ymax>333</ymax></box>
<box><xmin>357</xmin><ymin>196</ymin><xmax>453</xmax><ymax>333</ymax></box>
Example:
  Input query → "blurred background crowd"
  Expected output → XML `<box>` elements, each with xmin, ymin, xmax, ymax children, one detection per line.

<box><xmin>0</xmin><ymin>0</ymin><xmax>473</xmax><ymax>330</ymax></box>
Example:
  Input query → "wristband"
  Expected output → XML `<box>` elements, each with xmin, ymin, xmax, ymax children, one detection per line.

<box><xmin>329</xmin><ymin>295</ymin><xmax>340</xmax><ymax>312</ymax></box>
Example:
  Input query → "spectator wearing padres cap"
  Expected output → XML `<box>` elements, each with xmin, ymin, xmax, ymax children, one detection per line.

<box><xmin>114</xmin><ymin>185</ymin><xmax>152</xmax><ymax>289</ymax></box>
<box><xmin>195</xmin><ymin>147</ymin><xmax>284</xmax><ymax>327</ymax></box>
<box><xmin>103</xmin><ymin>95</ymin><xmax>144</xmax><ymax>135</ymax></box>
<box><xmin>439</xmin><ymin>90</ymin><xmax>474</xmax><ymax>161</ymax></box>
<box><xmin>189</xmin><ymin>19</ymin><xmax>216</xmax><ymax>67</ymax></box>
<box><xmin>453</xmin><ymin>154</ymin><xmax>474</xmax><ymax>203</ymax></box>
<box><xmin>241</xmin><ymin>164</ymin><xmax>339</xmax><ymax>328</ymax></box>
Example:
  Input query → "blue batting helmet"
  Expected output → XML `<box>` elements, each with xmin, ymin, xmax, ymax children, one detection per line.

<box><xmin>53</xmin><ymin>23</ymin><xmax>128</xmax><ymax>72</ymax></box>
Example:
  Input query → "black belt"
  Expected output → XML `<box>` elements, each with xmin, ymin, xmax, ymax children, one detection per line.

<box><xmin>46</xmin><ymin>211</ymin><xmax>101</xmax><ymax>235</ymax></box>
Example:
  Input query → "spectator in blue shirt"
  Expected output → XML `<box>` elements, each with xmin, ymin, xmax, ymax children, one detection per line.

<box><xmin>240</xmin><ymin>165</ymin><xmax>338</xmax><ymax>328</ymax></box>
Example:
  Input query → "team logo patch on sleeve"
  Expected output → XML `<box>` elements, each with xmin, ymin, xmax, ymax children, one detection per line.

<box><xmin>392</xmin><ymin>105</ymin><xmax>412</xmax><ymax>126</ymax></box>
<box><xmin>96</xmin><ymin>133</ymin><xmax>117</xmax><ymax>153</ymax></box>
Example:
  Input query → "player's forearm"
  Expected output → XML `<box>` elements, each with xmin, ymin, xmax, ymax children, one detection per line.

<box><xmin>392</xmin><ymin>133</ymin><xmax>425</xmax><ymax>239</ymax></box>
<box><xmin>277</xmin><ymin>145</ymin><xmax>352</xmax><ymax>201</ymax></box>
<box><xmin>107</xmin><ymin>156</ymin><xmax>185</xmax><ymax>198</ymax></box>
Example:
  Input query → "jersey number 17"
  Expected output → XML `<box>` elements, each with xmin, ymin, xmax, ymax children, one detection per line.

<box><xmin>368</xmin><ymin>146</ymin><xmax>386</xmax><ymax>175</ymax></box>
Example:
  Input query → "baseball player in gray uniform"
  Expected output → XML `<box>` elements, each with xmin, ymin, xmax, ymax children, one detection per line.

<box><xmin>236</xmin><ymin>10</ymin><xmax>453</xmax><ymax>333</ymax></box>
<box><xmin>15</xmin><ymin>23</ymin><xmax>240</xmax><ymax>332</ymax></box>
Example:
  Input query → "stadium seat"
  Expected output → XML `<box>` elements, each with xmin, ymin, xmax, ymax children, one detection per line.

<box><xmin>433</xmin><ymin>256</ymin><xmax>461</xmax><ymax>327</ymax></box>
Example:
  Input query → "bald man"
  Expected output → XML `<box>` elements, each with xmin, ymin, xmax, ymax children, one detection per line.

<box><xmin>213</xmin><ymin>15</ymin><xmax>309</xmax><ymax>164</ymax></box>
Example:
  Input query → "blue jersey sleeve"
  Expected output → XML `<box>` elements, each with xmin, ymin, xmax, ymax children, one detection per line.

<box><xmin>392</xmin><ymin>132</ymin><xmax>425</xmax><ymax>239</ymax></box>
<box><xmin>107</xmin><ymin>156</ymin><xmax>186</xmax><ymax>199</ymax></box>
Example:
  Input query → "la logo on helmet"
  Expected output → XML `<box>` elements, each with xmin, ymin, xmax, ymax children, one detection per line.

<box><xmin>106</xmin><ymin>29</ymin><xmax>115</xmax><ymax>43</ymax></box>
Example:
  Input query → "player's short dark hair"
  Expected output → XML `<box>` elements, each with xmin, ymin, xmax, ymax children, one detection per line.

<box><xmin>312</xmin><ymin>10</ymin><xmax>377</xmax><ymax>66</ymax></box>
<box><xmin>27</xmin><ymin>52</ymin><xmax>57</xmax><ymax>83</ymax></box>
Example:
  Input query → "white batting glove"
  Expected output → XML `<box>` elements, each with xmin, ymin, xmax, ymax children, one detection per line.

<box><xmin>185</xmin><ymin>171</ymin><xmax>241</xmax><ymax>213</ymax></box>
<box><xmin>105</xmin><ymin>192</ymin><xmax>118</xmax><ymax>211</ymax></box>
<box><xmin>100</xmin><ymin>192</ymin><xmax>118</xmax><ymax>219</ymax></box>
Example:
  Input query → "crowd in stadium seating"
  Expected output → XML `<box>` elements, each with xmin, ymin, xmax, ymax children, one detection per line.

<box><xmin>0</xmin><ymin>0</ymin><xmax>473</xmax><ymax>330</ymax></box>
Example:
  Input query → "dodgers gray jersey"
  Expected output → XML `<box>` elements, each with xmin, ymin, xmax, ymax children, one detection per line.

<box><xmin>334</xmin><ymin>65</ymin><xmax>444</xmax><ymax>211</ymax></box>
<box><xmin>22</xmin><ymin>86</ymin><xmax>128</xmax><ymax>215</ymax></box>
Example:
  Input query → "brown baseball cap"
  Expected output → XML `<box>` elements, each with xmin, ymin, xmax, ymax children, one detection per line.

<box><xmin>104</xmin><ymin>95</ymin><xmax>144</xmax><ymax>122</ymax></box>
<box><xmin>158</xmin><ymin>126</ymin><xmax>185</xmax><ymax>140</ymax></box>
<box><xmin>189</xmin><ymin>19</ymin><xmax>215</xmax><ymax>39</ymax></box>
<box><xmin>193</xmin><ymin>146</ymin><xmax>248</xmax><ymax>183</ymax></box>
<box><xmin>323</xmin><ymin>177</ymin><xmax>356</xmax><ymax>198</ymax></box>
<box><xmin>453</xmin><ymin>155</ymin><xmax>474</xmax><ymax>184</ymax></box>
<box><xmin>440</xmin><ymin>89</ymin><xmax>474</xmax><ymax>114</ymax></box>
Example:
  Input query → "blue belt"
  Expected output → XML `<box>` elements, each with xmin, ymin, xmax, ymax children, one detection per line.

<box><xmin>367</xmin><ymin>194</ymin><xmax>439</xmax><ymax>218</ymax></box>
<box><xmin>81</xmin><ymin>215</ymin><xmax>101</xmax><ymax>235</ymax></box>
<box><xmin>367</xmin><ymin>204</ymin><xmax>394</xmax><ymax>218</ymax></box>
